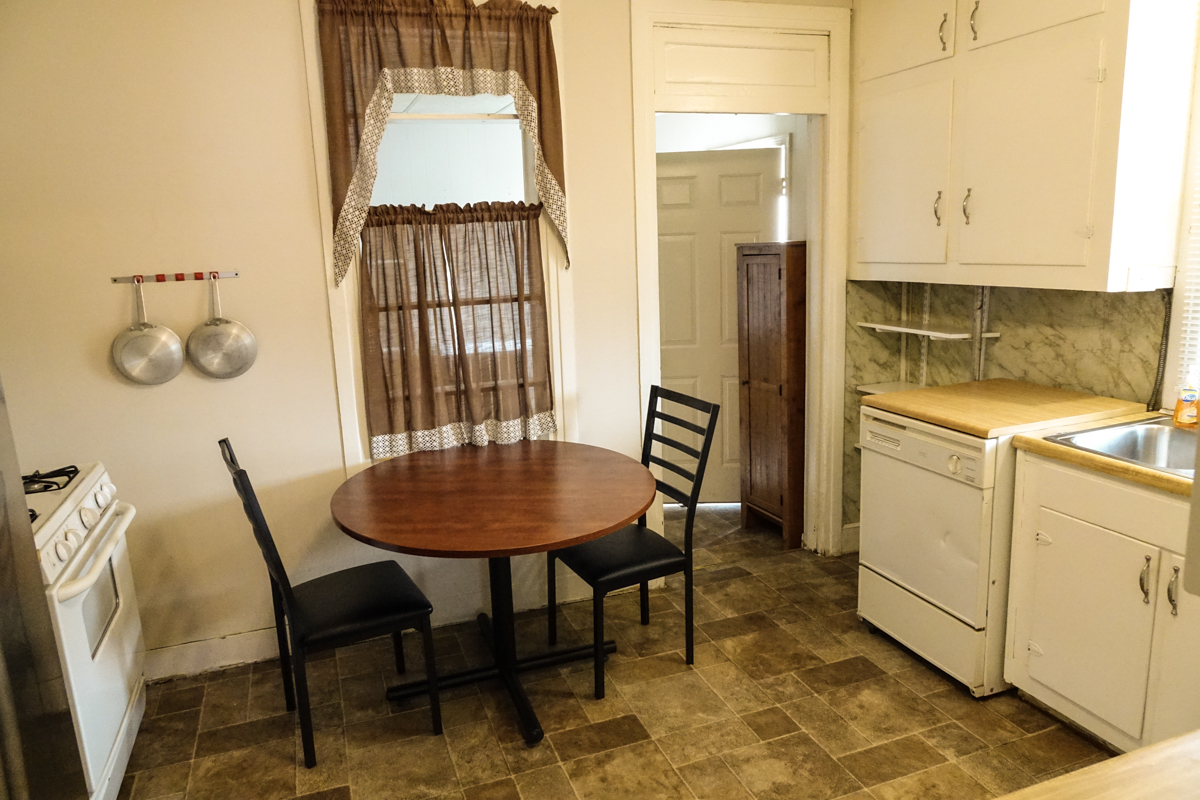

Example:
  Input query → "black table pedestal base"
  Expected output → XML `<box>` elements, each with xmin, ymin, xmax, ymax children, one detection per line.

<box><xmin>384</xmin><ymin>556</ymin><xmax>616</xmax><ymax>747</ymax></box>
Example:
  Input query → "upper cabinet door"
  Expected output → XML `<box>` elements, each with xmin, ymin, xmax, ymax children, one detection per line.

<box><xmin>857</xmin><ymin>0</ymin><xmax>957</xmax><ymax>81</ymax></box>
<box><xmin>964</xmin><ymin>0</ymin><xmax>1106</xmax><ymax>50</ymax></box>
<box><xmin>857</xmin><ymin>79</ymin><xmax>953</xmax><ymax>265</ymax></box>
<box><xmin>955</xmin><ymin>22</ymin><xmax>1103</xmax><ymax>268</ymax></box>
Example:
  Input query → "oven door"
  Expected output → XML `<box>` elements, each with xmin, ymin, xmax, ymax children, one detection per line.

<box><xmin>47</xmin><ymin>501</ymin><xmax>144</xmax><ymax>793</ymax></box>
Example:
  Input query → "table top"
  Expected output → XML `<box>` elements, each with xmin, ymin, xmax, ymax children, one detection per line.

<box><xmin>331</xmin><ymin>440</ymin><xmax>658</xmax><ymax>559</ymax></box>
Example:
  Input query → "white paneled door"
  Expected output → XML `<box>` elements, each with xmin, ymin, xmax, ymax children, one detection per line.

<box><xmin>656</xmin><ymin>148</ymin><xmax>783</xmax><ymax>502</ymax></box>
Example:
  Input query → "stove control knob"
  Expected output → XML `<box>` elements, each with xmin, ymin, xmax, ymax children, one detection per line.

<box><xmin>54</xmin><ymin>541</ymin><xmax>72</xmax><ymax>562</ymax></box>
<box><xmin>94</xmin><ymin>488</ymin><xmax>112</xmax><ymax>508</ymax></box>
<box><xmin>65</xmin><ymin>529</ymin><xmax>82</xmax><ymax>549</ymax></box>
<box><xmin>101</xmin><ymin>481</ymin><xmax>117</xmax><ymax>497</ymax></box>
<box><xmin>947</xmin><ymin>455</ymin><xmax>963</xmax><ymax>474</ymax></box>
<box><xmin>80</xmin><ymin>508</ymin><xmax>100</xmax><ymax>530</ymax></box>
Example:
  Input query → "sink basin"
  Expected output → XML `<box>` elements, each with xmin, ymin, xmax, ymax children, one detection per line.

<box><xmin>1045</xmin><ymin>416</ymin><xmax>1196</xmax><ymax>478</ymax></box>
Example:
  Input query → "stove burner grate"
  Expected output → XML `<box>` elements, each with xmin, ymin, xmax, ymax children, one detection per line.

<box><xmin>22</xmin><ymin>465</ymin><xmax>79</xmax><ymax>495</ymax></box>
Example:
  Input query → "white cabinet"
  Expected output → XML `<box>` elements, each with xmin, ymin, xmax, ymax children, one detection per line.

<box><xmin>1144</xmin><ymin>552</ymin><xmax>1200</xmax><ymax>743</ymax></box>
<box><xmin>850</xmin><ymin>0</ymin><xmax>1200</xmax><ymax>291</ymax></box>
<box><xmin>1025</xmin><ymin>508</ymin><xmax>1158</xmax><ymax>739</ymax></box>
<box><xmin>963</xmin><ymin>0</ymin><xmax>1104</xmax><ymax>50</ymax></box>
<box><xmin>856</xmin><ymin>79</ymin><xmax>952</xmax><ymax>266</ymax></box>
<box><xmin>856</xmin><ymin>0</ymin><xmax>957</xmax><ymax>81</ymax></box>
<box><xmin>1007</xmin><ymin>453</ymin><xmax>1195</xmax><ymax>752</ymax></box>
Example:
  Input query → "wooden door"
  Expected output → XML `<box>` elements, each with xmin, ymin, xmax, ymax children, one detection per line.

<box><xmin>657</xmin><ymin>148</ymin><xmax>783</xmax><ymax>502</ymax></box>
<box><xmin>1145</xmin><ymin>553</ymin><xmax>1200</xmax><ymax>744</ymax></box>
<box><xmin>856</xmin><ymin>78</ymin><xmax>954</xmax><ymax>265</ymax></box>
<box><xmin>738</xmin><ymin>252</ymin><xmax>785</xmax><ymax>519</ymax></box>
<box><xmin>1027</xmin><ymin>508</ymin><xmax>1158</xmax><ymax>739</ymax></box>
<box><xmin>963</xmin><ymin>0</ymin><xmax>1105</xmax><ymax>51</ymax></box>
<box><xmin>955</xmin><ymin>20</ymin><xmax>1103</xmax><ymax>268</ymax></box>
<box><xmin>856</xmin><ymin>0</ymin><xmax>957</xmax><ymax>81</ymax></box>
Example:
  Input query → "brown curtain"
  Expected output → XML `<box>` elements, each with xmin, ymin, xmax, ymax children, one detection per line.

<box><xmin>360</xmin><ymin>201</ymin><xmax>555</xmax><ymax>458</ymax></box>
<box><xmin>317</xmin><ymin>0</ymin><xmax>564</xmax><ymax>214</ymax></box>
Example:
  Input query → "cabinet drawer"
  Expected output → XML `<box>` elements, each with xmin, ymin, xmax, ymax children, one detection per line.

<box><xmin>1026</xmin><ymin>457</ymin><xmax>1189</xmax><ymax>553</ymax></box>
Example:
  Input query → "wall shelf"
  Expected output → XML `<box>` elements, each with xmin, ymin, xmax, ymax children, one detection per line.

<box><xmin>857</xmin><ymin>321</ymin><xmax>1000</xmax><ymax>340</ymax></box>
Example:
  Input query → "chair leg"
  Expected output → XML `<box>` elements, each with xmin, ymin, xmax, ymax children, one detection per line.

<box><xmin>293</xmin><ymin>647</ymin><xmax>316</xmax><ymax>768</ymax></box>
<box><xmin>271</xmin><ymin>582</ymin><xmax>295</xmax><ymax>712</ymax></box>
<box><xmin>420</xmin><ymin>618</ymin><xmax>442</xmax><ymax>735</ymax></box>
<box><xmin>593</xmin><ymin>591</ymin><xmax>606</xmax><ymax>700</ymax></box>
<box><xmin>684</xmin><ymin>566</ymin><xmax>695</xmax><ymax>666</ymax></box>
<box><xmin>640</xmin><ymin>581</ymin><xmax>650</xmax><ymax>625</ymax></box>
<box><xmin>547</xmin><ymin>552</ymin><xmax>558</xmax><ymax>646</ymax></box>
<box><xmin>392</xmin><ymin>631</ymin><xmax>407</xmax><ymax>674</ymax></box>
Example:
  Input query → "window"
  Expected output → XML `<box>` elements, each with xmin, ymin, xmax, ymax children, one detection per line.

<box><xmin>1166</xmin><ymin>69</ymin><xmax>1200</xmax><ymax>403</ymax></box>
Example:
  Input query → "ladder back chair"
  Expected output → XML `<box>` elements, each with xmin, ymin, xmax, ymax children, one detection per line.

<box><xmin>218</xmin><ymin>438</ymin><xmax>441</xmax><ymax>767</ymax></box>
<box><xmin>546</xmin><ymin>386</ymin><xmax>720</xmax><ymax>698</ymax></box>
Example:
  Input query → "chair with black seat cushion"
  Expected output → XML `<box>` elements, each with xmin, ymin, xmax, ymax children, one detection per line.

<box><xmin>218</xmin><ymin>438</ymin><xmax>441</xmax><ymax>768</ymax></box>
<box><xmin>546</xmin><ymin>386</ymin><xmax>719</xmax><ymax>699</ymax></box>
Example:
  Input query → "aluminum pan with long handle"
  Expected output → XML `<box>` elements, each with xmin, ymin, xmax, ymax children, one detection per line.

<box><xmin>186</xmin><ymin>274</ymin><xmax>256</xmax><ymax>379</ymax></box>
<box><xmin>111</xmin><ymin>281</ymin><xmax>183</xmax><ymax>385</ymax></box>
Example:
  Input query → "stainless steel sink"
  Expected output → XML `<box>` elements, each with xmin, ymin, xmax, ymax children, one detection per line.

<box><xmin>1045</xmin><ymin>416</ymin><xmax>1196</xmax><ymax>478</ymax></box>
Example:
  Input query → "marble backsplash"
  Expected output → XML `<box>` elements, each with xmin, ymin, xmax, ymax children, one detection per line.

<box><xmin>842</xmin><ymin>282</ymin><xmax>1169</xmax><ymax>525</ymax></box>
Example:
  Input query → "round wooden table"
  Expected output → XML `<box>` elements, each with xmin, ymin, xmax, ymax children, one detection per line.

<box><xmin>331</xmin><ymin>439</ymin><xmax>656</xmax><ymax>745</ymax></box>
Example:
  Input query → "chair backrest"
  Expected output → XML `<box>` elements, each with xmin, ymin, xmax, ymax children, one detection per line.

<box><xmin>217</xmin><ymin>438</ymin><xmax>296</xmax><ymax>615</ymax></box>
<box><xmin>639</xmin><ymin>386</ymin><xmax>720</xmax><ymax>550</ymax></box>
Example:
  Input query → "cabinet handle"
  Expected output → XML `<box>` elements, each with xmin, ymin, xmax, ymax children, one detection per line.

<box><xmin>1140</xmin><ymin>555</ymin><xmax>1152</xmax><ymax>604</ymax></box>
<box><xmin>961</xmin><ymin>188</ymin><xmax>972</xmax><ymax>225</ymax></box>
<box><xmin>970</xmin><ymin>0</ymin><xmax>980</xmax><ymax>41</ymax></box>
<box><xmin>1169</xmin><ymin>566</ymin><xmax>1181</xmax><ymax>616</ymax></box>
<box><xmin>939</xmin><ymin>13</ymin><xmax>948</xmax><ymax>51</ymax></box>
<box><xmin>934</xmin><ymin>191</ymin><xmax>943</xmax><ymax>226</ymax></box>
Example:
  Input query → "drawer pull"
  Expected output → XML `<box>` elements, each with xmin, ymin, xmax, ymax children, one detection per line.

<box><xmin>939</xmin><ymin>13</ymin><xmax>948</xmax><ymax>51</ymax></box>
<box><xmin>1169</xmin><ymin>566</ymin><xmax>1181</xmax><ymax>616</ymax></box>
<box><xmin>1140</xmin><ymin>555</ymin><xmax>1152</xmax><ymax>604</ymax></box>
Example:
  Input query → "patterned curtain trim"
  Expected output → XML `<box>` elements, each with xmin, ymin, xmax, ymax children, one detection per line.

<box><xmin>369</xmin><ymin>409</ymin><xmax>559</xmax><ymax>459</ymax></box>
<box><xmin>333</xmin><ymin>66</ymin><xmax>568</xmax><ymax>286</ymax></box>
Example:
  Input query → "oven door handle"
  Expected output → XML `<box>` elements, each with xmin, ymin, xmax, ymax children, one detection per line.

<box><xmin>56</xmin><ymin>501</ymin><xmax>137</xmax><ymax>603</ymax></box>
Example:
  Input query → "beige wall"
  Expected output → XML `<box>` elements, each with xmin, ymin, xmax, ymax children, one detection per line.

<box><xmin>0</xmin><ymin>0</ymin><xmax>657</xmax><ymax>675</ymax></box>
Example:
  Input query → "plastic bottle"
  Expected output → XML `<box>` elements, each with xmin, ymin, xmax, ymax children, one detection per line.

<box><xmin>1174</xmin><ymin>365</ymin><xmax>1200</xmax><ymax>428</ymax></box>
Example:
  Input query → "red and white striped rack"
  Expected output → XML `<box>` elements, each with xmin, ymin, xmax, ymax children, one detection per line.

<box><xmin>110</xmin><ymin>271</ymin><xmax>239</xmax><ymax>284</ymax></box>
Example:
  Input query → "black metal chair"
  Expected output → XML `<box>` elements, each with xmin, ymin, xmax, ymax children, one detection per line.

<box><xmin>218</xmin><ymin>438</ymin><xmax>441</xmax><ymax>767</ymax></box>
<box><xmin>546</xmin><ymin>386</ymin><xmax>720</xmax><ymax>699</ymax></box>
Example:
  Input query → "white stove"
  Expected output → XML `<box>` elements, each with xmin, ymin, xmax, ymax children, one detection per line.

<box><xmin>24</xmin><ymin>462</ymin><xmax>145</xmax><ymax>800</ymax></box>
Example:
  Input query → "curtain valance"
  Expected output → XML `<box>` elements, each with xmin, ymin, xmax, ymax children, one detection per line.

<box><xmin>318</xmin><ymin>0</ymin><xmax>567</xmax><ymax>285</ymax></box>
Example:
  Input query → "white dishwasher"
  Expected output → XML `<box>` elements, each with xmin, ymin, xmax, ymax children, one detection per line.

<box><xmin>858</xmin><ymin>407</ymin><xmax>1013</xmax><ymax>697</ymax></box>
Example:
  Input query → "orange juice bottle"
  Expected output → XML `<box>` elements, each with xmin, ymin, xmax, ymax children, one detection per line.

<box><xmin>1174</xmin><ymin>366</ymin><xmax>1199</xmax><ymax>429</ymax></box>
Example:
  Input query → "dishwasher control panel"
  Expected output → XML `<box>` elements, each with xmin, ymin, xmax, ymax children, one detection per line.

<box><xmin>861</xmin><ymin>409</ymin><xmax>995</xmax><ymax>488</ymax></box>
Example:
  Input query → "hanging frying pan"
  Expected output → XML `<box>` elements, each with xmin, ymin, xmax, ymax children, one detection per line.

<box><xmin>186</xmin><ymin>273</ymin><xmax>257</xmax><ymax>379</ymax></box>
<box><xmin>111</xmin><ymin>279</ymin><xmax>184</xmax><ymax>385</ymax></box>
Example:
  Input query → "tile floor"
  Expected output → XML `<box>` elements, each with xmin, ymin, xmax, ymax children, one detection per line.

<box><xmin>119</xmin><ymin>505</ymin><xmax>1112</xmax><ymax>800</ymax></box>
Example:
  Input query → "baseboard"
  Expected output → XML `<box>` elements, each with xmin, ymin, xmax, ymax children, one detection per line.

<box><xmin>828</xmin><ymin>523</ymin><xmax>860</xmax><ymax>556</ymax></box>
<box><xmin>143</xmin><ymin>627</ymin><xmax>279</xmax><ymax>681</ymax></box>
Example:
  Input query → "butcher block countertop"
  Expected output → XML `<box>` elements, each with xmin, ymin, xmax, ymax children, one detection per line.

<box><xmin>861</xmin><ymin>379</ymin><xmax>1143</xmax><ymax>439</ymax></box>
<box><xmin>1014</xmin><ymin>412</ymin><xmax>1192</xmax><ymax>497</ymax></box>
<box><xmin>999</xmin><ymin>728</ymin><xmax>1200</xmax><ymax>799</ymax></box>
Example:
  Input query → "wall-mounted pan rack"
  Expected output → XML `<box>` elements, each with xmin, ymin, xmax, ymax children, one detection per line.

<box><xmin>110</xmin><ymin>271</ymin><xmax>239</xmax><ymax>284</ymax></box>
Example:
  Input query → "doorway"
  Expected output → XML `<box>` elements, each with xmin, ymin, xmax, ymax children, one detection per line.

<box><xmin>655</xmin><ymin>113</ymin><xmax>810</xmax><ymax>502</ymax></box>
<box><xmin>631</xmin><ymin>0</ymin><xmax>851</xmax><ymax>553</ymax></box>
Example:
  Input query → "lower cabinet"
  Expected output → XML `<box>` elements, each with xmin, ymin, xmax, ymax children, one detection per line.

<box><xmin>1006</xmin><ymin>452</ymin><xmax>1194</xmax><ymax>752</ymax></box>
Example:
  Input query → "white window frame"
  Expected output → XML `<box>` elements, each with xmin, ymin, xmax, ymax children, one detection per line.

<box><xmin>1165</xmin><ymin>59</ymin><xmax>1200</xmax><ymax>410</ymax></box>
<box><xmin>295</xmin><ymin>2</ymin><xmax>575</xmax><ymax>473</ymax></box>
